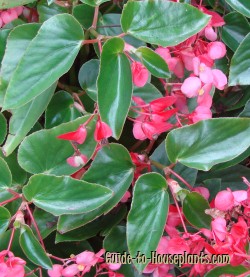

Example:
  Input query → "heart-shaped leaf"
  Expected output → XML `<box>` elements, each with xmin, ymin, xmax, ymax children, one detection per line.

<box><xmin>166</xmin><ymin>118</ymin><xmax>250</xmax><ymax>170</ymax></box>
<box><xmin>121</xmin><ymin>1</ymin><xmax>210</xmax><ymax>47</ymax></box>
<box><xmin>127</xmin><ymin>173</ymin><xmax>169</xmax><ymax>272</ymax></box>
<box><xmin>23</xmin><ymin>174</ymin><xmax>113</xmax><ymax>216</ymax></box>
<box><xmin>3</xmin><ymin>14</ymin><xmax>84</xmax><ymax>109</ymax></box>
<box><xmin>225</xmin><ymin>0</ymin><xmax>250</xmax><ymax>18</ymax></box>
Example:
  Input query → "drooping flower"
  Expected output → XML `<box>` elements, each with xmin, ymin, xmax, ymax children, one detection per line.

<box><xmin>131</xmin><ymin>61</ymin><xmax>149</xmax><ymax>87</ymax></box>
<box><xmin>94</xmin><ymin>120</ymin><xmax>112</xmax><ymax>142</ymax></box>
<box><xmin>66</xmin><ymin>154</ymin><xmax>88</xmax><ymax>167</ymax></box>
<box><xmin>57</xmin><ymin>125</ymin><xmax>87</xmax><ymax>144</ymax></box>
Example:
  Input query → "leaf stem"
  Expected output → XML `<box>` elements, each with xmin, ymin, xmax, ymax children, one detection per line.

<box><xmin>165</xmin><ymin>167</ymin><xmax>193</xmax><ymax>190</ymax></box>
<box><xmin>7</xmin><ymin>227</ymin><xmax>15</xmax><ymax>252</ymax></box>
<box><xmin>92</xmin><ymin>6</ymin><xmax>99</xmax><ymax>29</ymax></box>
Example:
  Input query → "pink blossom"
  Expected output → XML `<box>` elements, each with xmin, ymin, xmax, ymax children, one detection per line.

<box><xmin>0</xmin><ymin>251</ymin><xmax>26</xmax><ymax>277</ymax></box>
<box><xmin>61</xmin><ymin>264</ymin><xmax>79</xmax><ymax>277</ymax></box>
<box><xmin>211</xmin><ymin>217</ymin><xmax>227</xmax><ymax>241</ymax></box>
<box><xmin>155</xmin><ymin>47</ymin><xmax>171</xmax><ymax>62</ymax></box>
<box><xmin>66</xmin><ymin>154</ymin><xmax>88</xmax><ymax>167</ymax></box>
<box><xmin>207</xmin><ymin>42</ymin><xmax>226</xmax><ymax>60</ymax></box>
<box><xmin>149</xmin><ymin>96</ymin><xmax>176</xmax><ymax>112</ymax></box>
<box><xmin>212</xmin><ymin>69</ymin><xmax>227</xmax><ymax>90</ymax></box>
<box><xmin>120</xmin><ymin>191</ymin><xmax>131</xmax><ymax>203</ymax></box>
<box><xmin>232</xmin><ymin>190</ymin><xmax>248</xmax><ymax>204</ymax></box>
<box><xmin>181</xmin><ymin>77</ymin><xmax>202</xmax><ymax>98</ymax></box>
<box><xmin>94</xmin><ymin>120</ymin><xmax>112</xmax><ymax>142</ymax></box>
<box><xmin>190</xmin><ymin>106</ymin><xmax>212</xmax><ymax>123</ymax></box>
<box><xmin>214</xmin><ymin>189</ymin><xmax>234</xmax><ymax>211</ymax></box>
<box><xmin>57</xmin><ymin>125</ymin><xmax>87</xmax><ymax>144</ymax></box>
<box><xmin>167</xmin><ymin>237</ymin><xmax>190</xmax><ymax>254</ymax></box>
<box><xmin>48</xmin><ymin>264</ymin><xmax>63</xmax><ymax>277</ymax></box>
<box><xmin>193</xmin><ymin>187</ymin><xmax>210</xmax><ymax>200</ymax></box>
<box><xmin>167</xmin><ymin>57</ymin><xmax>184</xmax><ymax>79</ymax></box>
<box><xmin>193</xmin><ymin>58</ymin><xmax>213</xmax><ymax>84</ymax></box>
<box><xmin>131</xmin><ymin>61</ymin><xmax>149</xmax><ymax>87</ymax></box>
<box><xmin>204</xmin><ymin>26</ymin><xmax>217</xmax><ymax>41</ymax></box>
<box><xmin>107</xmin><ymin>263</ymin><xmax>122</xmax><ymax>271</ymax></box>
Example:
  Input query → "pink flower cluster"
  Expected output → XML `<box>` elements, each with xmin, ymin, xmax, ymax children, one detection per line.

<box><xmin>147</xmin><ymin>178</ymin><xmax>250</xmax><ymax>277</ymax></box>
<box><xmin>0</xmin><ymin>7</ymin><xmax>23</xmax><ymax>28</ymax></box>
<box><xmin>48</xmin><ymin>250</ymin><xmax>122</xmax><ymax>277</ymax></box>
<box><xmin>0</xmin><ymin>250</ymin><xmax>26</xmax><ymax>277</ymax></box>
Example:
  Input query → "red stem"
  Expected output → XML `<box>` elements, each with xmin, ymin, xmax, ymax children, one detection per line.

<box><xmin>166</xmin><ymin>167</ymin><xmax>193</xmax><ymax>191</ymax></box>
<box><xmin>0</xmin><ymin>195</ymin><xmax>21</xmax><ymax>206</ymax></box>
<box><xmin>7</xmin><ymin>227</ymin><xmax>15</xmax><ymax>252</ymax></box>
<box><xmin>92</xmin><ymin>6</ymin><xmax>99</xmax><ymax>29</ymax></box>
<box><xmin>26</xmin><ymin>204</ymin><xmax>45</xmax><ymax>249</ymax></box>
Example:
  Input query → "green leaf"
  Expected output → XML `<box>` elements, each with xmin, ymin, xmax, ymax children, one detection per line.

<box><xmin>59</xmin><ymin>143</ymin><xmax>135</xmax><ymax>230</ymax></box>
<box><xmin>19</xmin><ymin>224</ymin><xmax>52</xmax><ymax>269</ymax></box>
<box><xmin>127</xmin><ymin>173</ymin><xmax>169</xmax><ymax>272</ymax></box>
<box><xmin>79</xmin><ymin>59</ymin><xmax>99</xmax><ymax>102</ymax></box>
<box><xmin>205</xmin><ymin>265</ymin><xmax>248</xmax><ymax>277</ymax></box>
<box><xmin>121</xmin><ymin>1</ymin><xmax>210</xmax><ymax>47</ymax></box>
<box><xmin>2</xmin><ymin>83</ymin><xmax>56</xmax><ymax>156</ymax></box>
<box><xmin>45</xmin><ymin>91</ymin><xmax>81</xmax><ymax>128</ymax></box>
<box><xmin>73</xmin><ymin>4</ymin><xmax>96</xmax><ymax>29</ymax></box>
<box><xmin>0</xmin><ymin>0</ymin><xmax>36</xmax><ymax>8</ymax></box>
<box><xmin>23</xmin><ymin>174</ymin><xmax>113</xmax><ymax>216</ymax></box>
<box><xmin>166</xmin><ymin>118</ymin><xmax>250</xmax><ymax>171</ymax></box>
<box><xmin>98</xmin><ymin>38</ymin><xmax>132</xmax><ymax>139</ymax></box>
<box><xmin>0</xmin><ymin>23</ymin><xmax>40</xmax><ymax>107</ymax></box>
<box><xmin>38</xmin><ymin>0</ymin><xmax>68</xmax><ymax>23</ymax></box>
<box><xmin>0</xmin><ymin>157</ymin><xmax>12</xmax><ymax>203</ymax></box>
<box><xmin>229</xmin><ymin>33</ymin><xmax>250</xmax><ymax>86</ymax></box>
<box><xmin>0</xmin><ymin>113</ymin><xmax>7</xmax><ymax>145</ymax></box>
<box><xmin>239</xmin><ymin>99</ymin><xmax>250</xmax><ymax>117</ymax></box>
<box><xmin>183</xmin><ymin>192</ymin><xmax>212</xmax><ymax>229</ymax></box>
<box><xmin>33</xmin><ymin>209</ymin><xmax>57</xmax><ymax>239</ymax></box>
<box><xmin>3</xmin><ymin>14</ymin><xmax>84</xmax><ymax>110</ymax></box>
<box><xmin>197</xmin><ymin>164</ymin><xmax>249</xmax><ymax>191</ymax></box>
<box><xmin>0</xmin><ymin>29</ymin><xmax>11</xmax><ymax>65</ymax></box>
<box><xmin>80</xmin><ymin>0</ymin><xmax>110</xmax><ymax>7</ymax></box>
<box><xmin>18</xmin><ymin>116</ymin><xmax>97</xmax><ymax>175</ymax></box>
<box><xmin>0</xmin><ymin>151</ymin><xmax>27</xmax><ymax>185</ymax></box>
<box><xmin>0</xmin><ymin>206</ymin><xmax>11</xmax><ymax>234</ymax></box>
<box><xmin>222</xmin><ymin>12</ymin><xmax>250</xmax><ymax>52</ymax></box>
<box><xmin>225</xmin><ymin>0</ymin><xmax>250</xmax><ymax>18</ymax></box>
<box><xmin>135</xmin><ymin>47</ymin><xmax>170</xmax><ymax>78</ymax></box>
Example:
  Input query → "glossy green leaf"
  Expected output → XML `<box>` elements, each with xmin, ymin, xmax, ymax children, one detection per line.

<box><xmin>38</xmin><ymin>0</ymin><xmax>68</xmax><ymax>23</ymax></box>
<box><xmin>80</xmin><ymin>0</ymin><xmax>110</xmax><ymax>7</ymax></box>
<box><xmin>59</xmin><ymin>143</ymin><xmax>134</xmax><ymax>230</ymax></box>
<box><xmin>0</xmin><ymin>29</ymin><xmax>11</xmax><ymax>65</ymax></box>
<box><xmin>197</xmin><ymin>164</ymin><xmax>249</xmax><ymax>191</ymax></box>
<box><xmin>127</xmin><ymin>173</ymin><xmax>169</xmax><ymax>272</ymax></box>
<box><xmin>2</xmin><ymin>83</ymin><xmax>56</xmax><ymax>156</ymax></box>
<box><xmin>239</xmin><ymin>99</ymin><xmax>250</xmax><ymax>117</ymax></box>
<box><xmin>229</xmin><ymin>33</ymin><xmax>250</xmax><ymax>86</ymax></box>
<box><xmin>225</xmin><ymin>0</ymin><xmax>250</xmax><ymax>17</ymax></box>
<box><xmin>166</xmin><ymin>118</ymin><xmax>250</xmax><ymax>171</ymax></box>
<box><xmin>19</xmin><ymin>224</ymin><xmax>52</xmax><ymax>269</ymax></box>
<box><xmin>0</xmin><ymin>23</ymin><xmax>40</xmax><ymax>107</ymax></box>
<box><xmin>73</xmin><ymin>4</ymin><xmax>96</xmax><ymax>29</ymax></box>
<box><xmin>0</xmin><ymin>151</ymin><xmax>27</xmax><ymax>185</ymax></box>
<box><xmin>183</xmin><ymin>192</ymin><xmax>212</xmax><ymax>229</ymax></box>
<box><xmin>0</xmin><ymin>0</ymin><xmax>36</xmax><ymax>8</ymax></box>
<box><xmin>23</xmin><ymin>174</ymin><xmax>113</xmax><ymax>216</ymax></box>
<box><xmin>222</xmin><ymin>12</ymin><xmax>250</xmax><ymax>51</ymax></box>
<box><xmin>98</xmin><ymin>38</ymin><xmax>132</xmax><ymax>139</ymax></box>
<box><xmin>0</xmin><ymin>113</ymin><xmax>7</xmax><ymax>145</ymax></box>
<box><xmin>45</xmin><ymin>91</ymin><xmax>81</xmax><ymax>128</ymax></box>
<box><xmin>121</xmin><ymin>1</ymin><xmax>210</xmax><ymax>47</ymax></box>
<box><xmin>133</xmin><ymin>83</ymin><xmax>162</xmax><ymax>102</ymax></box>
<box><xmin>3</xmin><ymin>14</ymin><xmax>84</xmax><ymax>110</ymax></box>
<box><xmin>0</xmin><ymin>157</ymin><xmax>12</xmax><ymax>203</ymax></box>
<box><xmin>18</xmin><ymin>116</ymin><xmax>97</xmax><ymax>175</ymax></box>
<box><xmin>136</xmin><ymin>47</ymin><xmax>170</xmax><ymax>78</ymax></box>
<box><xmin>205</xmin><ymin>265</ymin><xmax>247</xmax><ymax>277</ymax></box>
<box><xmin>79</xmin><ymin>59</ymin><xmax>99</xmax><ymax>102</ymax></box>
<box><xmin>33</xmin><ymin>209</ymin><xmax>57</xmax><ymax>239</ymax></box>
<box><xmin>0</xmin><ymin>206</ymin><xmax>11</xmax><ymax>234</ymax></box>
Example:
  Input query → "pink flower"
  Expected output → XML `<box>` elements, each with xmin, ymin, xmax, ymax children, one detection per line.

<box><xmin>0</xmin><ymin>251</ymin><xmax>26</xmax><ymax>277</ymax></box>
<box><xmin>190</xmin><ymin>106</ymin><xmax>212</xmax><ymax>123</ymax></box>
<box><xmin>211</xmin><ymin>217</ymin><xmax>227</xmax><ymax>241</ymax></box>
<box><xmin>57</xmin><ymin>125</ymin><xmax>87</xmax><ymax>144</ymax></box>
<box><xmin>107</xmin><ymin>263</ymin><xmax>121</xmax><ymax>271</ymax></box>
<box><xmin>61</xmin><ymin>264</ymin><xmax>79</xmax><ymax>277</ymax></box>
<box><xmin>212</xmin><ymin>69</ymin><xmax>227</xmax><ymax>90</ymax></box>
<box><xmin>167</xmin><ymin>237</ymin><xmax>190</xmax><ymax>254</ymax></box>
<box><xmin>215</xmin><ymin>189</ymin><xmax>234</xmax><ymax>211</ymax></box>
<box><xmin>66</xmin><ymin>154</ymin><xmax>88</xmax><ymax>167</ymax></box>
<box><xmin>94</xmin><ymin>120</ymin><xmax>112</xmax><ymax>142</ymax></box>
<box><xmin>48</xmin><ymin>264</ymin><xmax>63</xmax><ymax>277</ymax></box>
<box><xmin>155</xmin><ymin>47</ymin><xmax>171</xmax><ymax>62</ymax></box>
<box><xmin>193</xmin><ymin>57</ymin><xmax>213</xmax><ymax>84</ymax></box>
<box><xmin>181</xmin><ymin>77</ymin><xmax>202</xmax><ymax>98</ymax></box>
<box><xmin>120</xmin><ymin>191</ymin><xmax>131</xmax><ymax>203</ymax></box>
<box><xmin>131</xmin><ymin>61</ymin><xmax>148</xmax><ymax>87</ymax></box>
<box><xmin>207</xmin><ymin>42</ymin><xmax>226</xmax><ymax>60</ymax></box>
<box><xmin>193</xmin><ymin>187</ymin><xmax>210</xmax><ymax>200</ymax></box>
